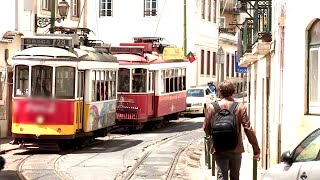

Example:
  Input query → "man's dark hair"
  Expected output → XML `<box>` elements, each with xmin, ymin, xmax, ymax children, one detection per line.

<box><xmin>218</xmin><ymin>80</ymin><xmax>235</xmax><ymax>97</ymax></box>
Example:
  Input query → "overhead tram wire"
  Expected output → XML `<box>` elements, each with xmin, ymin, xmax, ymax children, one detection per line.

<box><xmin>154</xmin><ymin>0</ymin><xmax>168</xmax><ymax>36</ymax></box>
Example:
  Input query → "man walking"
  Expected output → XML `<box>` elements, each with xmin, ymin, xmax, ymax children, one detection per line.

<box><xmin>203</xmin><ymin>80</ymin><xmax>260</xmax><ymax>180</ymax></box>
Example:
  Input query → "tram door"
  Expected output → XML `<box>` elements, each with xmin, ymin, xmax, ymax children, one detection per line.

<box><xmin>76</xmin><ymin>71</ymin><xmax>85</xmax><ymax>130</ymax></box>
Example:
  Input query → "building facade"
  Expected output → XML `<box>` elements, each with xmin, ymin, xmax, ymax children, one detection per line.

<box><xmin>238</xmin><ymin>0</ymin><xmax>320</xmax><ymax>171</ymax></box>
<box><xmin>88</xmin><ymin>0</ymin><xmax>223</xmax><ymax>88</ymax></box>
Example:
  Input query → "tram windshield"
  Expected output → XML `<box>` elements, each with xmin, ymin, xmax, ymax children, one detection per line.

<box><xmin>118</xmin><ymin>68</ymin><xmax>130</xmax><ymax>92</ymax></box>
<box><xmin>14</xmin><ymin>65</ymin><xmax>75</xmax><ymax>99</ymax></box>
<box><xmin>118</xmin><ymin>68</ymin><xmax>147</xmax><ymax>93</ymax></box>
<box><xmin>31</xmin><ymin>66</ymin><xmax>53</xmax><ymax>97</ymax></box>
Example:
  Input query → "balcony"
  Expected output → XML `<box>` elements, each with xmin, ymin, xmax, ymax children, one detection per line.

<box><xmin>237</xmin><ymin>0</ymin><xmax>272</xmax><ymax>65</ymax></box>
<box><xmin>219</xmin><ymin>27</ymin><xmax>236</xmax><ymax>35</ymax></box>
<box><xmin>220</xmin><ymin>0</ymin><xmax>240</xmax><ymax>15</ymax></box>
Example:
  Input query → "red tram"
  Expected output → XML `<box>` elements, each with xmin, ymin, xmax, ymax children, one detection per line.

<box><xmin>113</xmin><ymin>37</ymin><xmax>189</xmax><ymax>129</ymax></box>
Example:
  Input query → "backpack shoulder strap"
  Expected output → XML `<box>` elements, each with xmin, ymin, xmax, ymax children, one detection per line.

<box><xmin>212</xmin><ymin>102</ymin><xmax>221</xmax><ymax>113</ymax></box>
<box><xmin>229</xmin><ymin>102</ymin><xmax>238</xmax><ymax>113</ymax></box>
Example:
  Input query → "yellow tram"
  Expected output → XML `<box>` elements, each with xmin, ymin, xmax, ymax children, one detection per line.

<box><xmin>11</xmin><ymin>35</ymin><xmax>118</xmax><ymax>150</ymax></box>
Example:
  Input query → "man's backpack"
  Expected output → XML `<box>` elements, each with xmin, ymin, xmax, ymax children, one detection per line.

<box><xmin>211</xmin><ymin>102</ymin><xmax>238</xmax><ymax>151</ymax></box>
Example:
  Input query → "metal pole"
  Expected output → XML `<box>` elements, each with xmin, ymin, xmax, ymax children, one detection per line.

<box><xmin>217</xmin><ymin>64</ymin><xmax>220</xmax><ymax>98</ymax></box>
<box><xmin>183</xmin><ymin>0</ymin><xmax>187</xmax><ymax>56</ymax></box>
<box><xmin>50</xmin><ymin>0</ymin><xmax>56</xmax><ymax>34</ymax></box>
<box><xmin>253</xmin><ymin>159</ymin><xmax>257</xmax><ymax>180</ymax></box>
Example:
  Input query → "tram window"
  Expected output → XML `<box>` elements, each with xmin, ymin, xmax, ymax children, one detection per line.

<box><xmin>148</xmin><ymin>71</ymin><xmax>154</xmax><ymax>92</ymax></box>
<box><xmin>96</xmin><ymin>71</ymin><xmax>102</xmax><ymax>101</ymax></box>
<box><xmin>111</xmin><ymin>71</ymin><xmax>116</xmax><ymax>99</ymax></box>
<box><xmin>91</xmin><ymin>70</ymin><xmax>97</xmax><ymax>101</ymax></box>
<box><xmin>14</xmin><ymin>65</ymin><xmax>29</xmax><ymax>97</ymax></box>
<box><xmin>132</xmin><ymin>68</ymin><xmax>147</xmax><ymax>93</ymax></box>
<box><xmin>31</xmin><ymin>65</ymin><xmax>52</xmax><ymax>97</ymax></box>
<box><xmin>100</xmin><ymin>71</ymin><xmax>105</xmax><ymax>100</ymax></box>
<box><xmin>55</xmin><ymin>67</ymin><xmax>75</xmax><ymax>99</ymax></box>
<box><xmin>182</xmin><ymin>68</ymin><xmax>186</xmax><ymax>90</ymax></box>
<box><xmin>161</xmin><ymin>70</ymin><xmax>166</xmax><ymax>94</ymax></box>
<box><xmin>118</xmin><ymin>68</ymin><xmax>130</xmax><ymax>92</ymax></box>
<box><xmin>105</xmin><ymin>70</ymin><xmax>109</xmax><ymax>100</ymax></box>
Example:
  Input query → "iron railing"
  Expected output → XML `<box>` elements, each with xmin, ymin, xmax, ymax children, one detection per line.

<box><xmin>252</xmin><ymin>0</ymin><xmax>272</xmax><ymax>43</ymax></box>
<box><xmin>242</xmin><ymin>18</ymin><xmax>254</xmax><ymax>55</ymax></box>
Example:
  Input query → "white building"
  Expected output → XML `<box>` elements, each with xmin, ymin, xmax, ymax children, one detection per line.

<box><xmin>238</xmin><ymin>0</ymin><xmax>320</xmax><ymax>171</ymax></box>
<box><xmin>87</xmin><ymin>0</ymin><xmax>221</xmax><ymax>87</ymax></box>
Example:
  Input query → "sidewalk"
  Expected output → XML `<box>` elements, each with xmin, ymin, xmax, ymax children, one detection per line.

<box><xmin>199</xmin><ymin>140</ymin><xmax>264</xmax><ymax>180</ymax></box>
<box><xmin>0</xmin><ymin>138</ymin><xmax>20</xmax><ymax>154</ymax></box>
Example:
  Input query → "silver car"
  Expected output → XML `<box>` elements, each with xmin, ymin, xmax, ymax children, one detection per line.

<box><xmin>262</xmin><ymin>128</ymin><xmax>320</xmax><ymax>180</ymax></box>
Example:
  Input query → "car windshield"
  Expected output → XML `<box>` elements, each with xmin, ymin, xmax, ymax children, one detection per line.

<box><xmin>187</xmin><ymin>89</ymin><xmax>204</xmax><ymax>97</ymax></box>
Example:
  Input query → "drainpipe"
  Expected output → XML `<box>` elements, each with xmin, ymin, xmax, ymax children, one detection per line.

<box><xmin>49</xmin><ymin>0</ymin><xmax>56</xmax><ymax>34</ymax></box>
<box><xmin>15</xmin><ymin>0</ymin><xmax>19</xmax><ymax>31</ymax></box>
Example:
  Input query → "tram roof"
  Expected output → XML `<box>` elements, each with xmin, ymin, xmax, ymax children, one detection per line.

<box><xmin>115</xmin><ymin>53</ymin><xmax>187</xmax><ymax>65</ymax></box>
<box><xmin>13</xmin><ymin>46</ymin><xmax>117</xmax><ymax>63</ymax></box>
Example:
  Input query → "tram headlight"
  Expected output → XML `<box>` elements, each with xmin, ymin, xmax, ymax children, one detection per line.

<box><xmin>36</xmin><ymin>116</ymin><xmax>45</xmax><ymax>124</ymax></box>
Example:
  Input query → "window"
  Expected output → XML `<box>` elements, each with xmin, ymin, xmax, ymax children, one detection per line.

<box><xmin>144</xmin><ymin>0</ymin><xmax>157</xmax><ymax>17</ymax></box>
<box><xmin>201</xmin><ymin>0</ymin><xmax>205</xmax><ymax>19</ymax></box>
<box><xmin>232</xmin><ymin>54</ymin><xmax>235</xmax><ymax>77</ymax></box>
<box><xmin>91</xmin><ymin>70</ymin><xmax>116</xmax><ymax>102</ymax></box>
<box><xmin>118</xmin><ymin>68</ymin><xmax>130</xmax><ymax>93</ymax></box>
<box><xmin>132</xmin><ymin>68</ymin><xmax>147</xmax><ymax>93</ymax></box>
<box><xmin>208</xmin><ymin>0</ymin><xmax>211</xmax><ymax>21</ymax></box>
<box><xmin>161</xmin><ymin>68</ymin><xmax>186</xmax><ymax>94</ymax></box>
<box><xmin>201</xmin><ymin>50</ymin><xmax>205</xmax><ymax>75</ymax></box>
<box><xmin>308</xmin><ymin>20</ymin><xmax>320</xmax><ymax>114</ymax></box>
<box><xmin>212</xmin><ymin>52</ymin><xmax>216</xmax><ymax>76</ymax></box>
<box><xmin>212</xmin><ymin>0</ymin><xmax>216</xmax><ymax>23</ymax></box>
<box><xmin>148</xmin><ymin>71</ymin><xmax>154</xmax><ymax>92</ymax></box>
<box><xmin>187</xmin><ymin>89</ymin><xmax>205</xmax><ymax>97</ymax></box>
<box><xmin>15</xmin><ymin>66</ymin><xmax>29</xmax><ymax>97</ymax></box>
<box><xmin>226</xmin><ymin>53</ymin><xmax>230</xmax><ymax>77</ymax></box>
<box><xmin>292</xmin><ymin>129</ymin><xmax>320</xmax><ymax>162</ymax></box>
<box><xmin>207</xmin><ymin>51</ymin><xmax>211</xmax><ymax>76</ymax></box>
<box><xmin>31</xmin><ymin>66</ymin><xmax>53</xmax><ymax>97</ymax></box>
<box><xmin>42</xmin><ymin>0</ymin><xmax>51</xmax><ymax>11</ymax></box>
<box><xmin>72</xmin><ymin>0</ymin><xmax>80</xmax><ymax>17</ymax></box>
<box><xmin>100</xmin><ymin>0</ymin><xmax>112</xmax><ymax>17</ymax></box>
<box><xmin>55</xmin><ymin>67</ymin><xmax>75</xmax><ymax>99</ymax></box>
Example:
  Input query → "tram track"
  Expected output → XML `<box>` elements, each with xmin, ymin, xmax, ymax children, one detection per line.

<box><xmin>10</xmin><ymin>116</ymin><xmax>194</xmax><ymax>180</ymax></box>
<box><xmin>120</xmin><ymin>128</ymin><xmax>202</xmax><ymax>180</ymax></box>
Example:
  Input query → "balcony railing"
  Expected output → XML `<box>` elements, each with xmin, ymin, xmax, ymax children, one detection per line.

<box><xmin>242</xmin><ymin>18</ymin><xmax>254</xmax><ymax>55</ymax></box>
<box><xmin>237</xmin><ymin>0</ymin><xmax>272</xmax><ymax>57</ymax></box>
<box><xmin>253</xmin><ymin>0</ymin><xmax>272</xmax><ymax>42</ymax></box>
<box><xmin>219</xmin><ymin>27</ymin><xmax>236</xmax><ymax>35</ymax></box>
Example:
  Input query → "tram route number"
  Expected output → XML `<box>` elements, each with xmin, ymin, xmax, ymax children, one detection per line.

<box><xmin>23</xmin><ymin>38</ymin><xmax>72</xmax><ymax>47</ymax></box>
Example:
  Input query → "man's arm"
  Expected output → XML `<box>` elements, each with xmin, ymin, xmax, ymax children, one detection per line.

<box><xmin>239</xmin><ymin>104</ymin><xmax>260</xmax><ymax>155</ymax></box>
<box><xmin>203</xmin><ymin>104</ymin><xmax>215</xmax><ymax>135</ymax></box>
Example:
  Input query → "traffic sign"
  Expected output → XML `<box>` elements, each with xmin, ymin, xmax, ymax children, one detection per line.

<box><xmin>217</xmin><ymin>47</ymin><xmax>225</xmax><ymax>64</ymax></box>
<box><xmin>234</xmin><ymin>51</ymin><xmax>247</xmax><ymax>74</ymax></box>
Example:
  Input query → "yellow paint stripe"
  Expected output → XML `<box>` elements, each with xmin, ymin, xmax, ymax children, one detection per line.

<box><xmin>83</xmin><ymin>104</ymin><xmax>90</xmax><ymax>132</ymax></box>
<box><xmin>12</xmin><ymin>123</ymin><xmax>75</xmax><ymax>135</ymax></box>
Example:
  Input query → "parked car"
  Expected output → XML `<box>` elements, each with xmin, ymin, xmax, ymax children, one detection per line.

<box><xmin>261</xmin><ymin>128</ymin><xmax>320</xmax><ymax>180</ymax></box>
<box><xmin>182</xmin><ymin>87</ymin><xmax>216</xmax><ymax>116</ymax></box>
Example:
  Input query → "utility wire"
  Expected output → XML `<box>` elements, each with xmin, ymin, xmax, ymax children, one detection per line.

<box><xmin>154</xmin><ymin>0</ymin><xmax>168</xmax><ymax>36</ymax></box>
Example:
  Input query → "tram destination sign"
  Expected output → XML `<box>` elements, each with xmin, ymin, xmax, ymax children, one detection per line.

<box><xmin>111</xmin><ymin>47</ymin><xmax>144</xmax><ymax>55</ymax></box>
<box><xmin>23</xmin><ymin>37</ymin><xmax>73</xmax><ymax>47</ymax></box>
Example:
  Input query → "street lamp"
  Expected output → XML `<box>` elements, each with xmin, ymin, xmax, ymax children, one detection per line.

<box><xmin>35</xmin><ymin>0</ymin><xmax>70</xmax><ymax>33</ymax></box>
